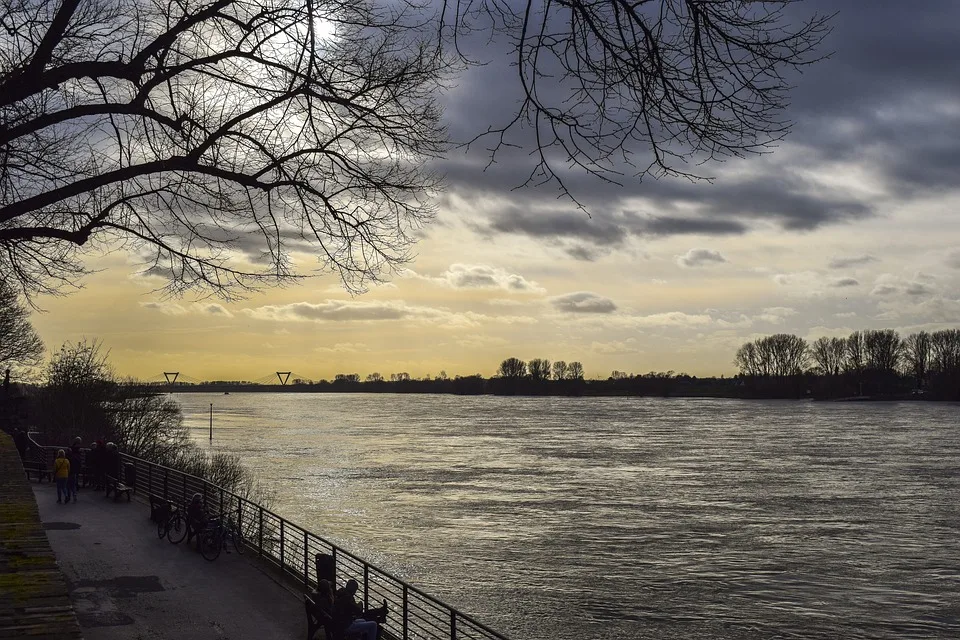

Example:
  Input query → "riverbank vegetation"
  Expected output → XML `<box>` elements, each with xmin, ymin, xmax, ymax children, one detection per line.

<box><xmin>23</xmin><ymin>339</ymin><xmax>263</xmax><ymax>498</ymax></box>
<box><xmin>163</xmin><ymin>328</ymin><xmax>960</xmax><ymax>401</ymax></box>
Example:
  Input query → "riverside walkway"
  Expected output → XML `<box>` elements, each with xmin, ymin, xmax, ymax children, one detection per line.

<box><xmin>29</xmin><ymin>480</ymin><xmax>303</xmax><ymax>639</ymax></box>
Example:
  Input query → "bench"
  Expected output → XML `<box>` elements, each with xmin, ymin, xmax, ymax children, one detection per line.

<box><xmin>304</xmin><ymin>594</ymin><xmax>363</xmax><ymax>640</ymax></box>
<box><xmin>23</xmin><ymin>460</ymin><xmax>52</xmax><ymax>483</ymax></box>
<box><xmin>105</xmin><ymin>476</ymin><xmax>133</xmax><ymax>502</ymax></box>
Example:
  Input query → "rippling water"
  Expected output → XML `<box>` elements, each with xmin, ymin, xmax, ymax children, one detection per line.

<box><xmin>174</xmin><ymin>393</ymin><xmax>960</xmax><ymax>639</ymax></box>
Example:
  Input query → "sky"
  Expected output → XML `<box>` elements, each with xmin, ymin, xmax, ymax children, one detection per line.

<box><xmin>27</xmin><ymin>0</ymin><xmax>960</xmax><ymax>382</ymax></box>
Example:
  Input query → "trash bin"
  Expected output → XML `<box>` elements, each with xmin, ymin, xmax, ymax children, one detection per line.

<box><xmin>123</xmin><ymin>461</ymin><xmax>136</xmax><ymax>489</ymax></box>
<box><xmin>315</xmin><ymin>553</ymin><xmax>336</xmax><ymax>586</ymax></box>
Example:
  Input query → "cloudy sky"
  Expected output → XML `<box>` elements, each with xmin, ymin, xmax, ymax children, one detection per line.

<box><xmin>29</xmin><ymin>0</ymin><xmax>960</xmax><ymax>382</ymax></box>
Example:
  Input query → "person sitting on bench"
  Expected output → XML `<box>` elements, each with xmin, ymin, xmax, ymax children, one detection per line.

<box><xmin>186</xmin><ymin>493</ymin><xmax>208</xmax><ymax>546</ymax></box>
<box><xmin>333</xmin><ymin>579</ymin><xmax>386</xmax><ymax>640</ymax></box>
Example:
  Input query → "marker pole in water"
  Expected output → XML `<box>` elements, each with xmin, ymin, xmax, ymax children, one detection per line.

<box><xmin>209</xmin><ymin>403</ymin><xmax>213</xmax><ymax>441</ymax></box>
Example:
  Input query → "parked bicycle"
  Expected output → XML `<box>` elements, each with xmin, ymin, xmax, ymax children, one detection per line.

<box><xmin>199</xmin><ymin>509</ymin><xmax>245</xmax><ymax>561</ymax></box>
<box><xmin>158</xmin><ymin>500</ymin><xmax>188</xmax><ymax>544</ymax></box>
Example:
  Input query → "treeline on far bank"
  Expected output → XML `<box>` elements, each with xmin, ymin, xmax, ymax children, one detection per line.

<box><xmin>172</xmin><ymin>329</ymin><xmax>960</xmax><ymax>401</ymax></box>
<box><xmin>733</xmin><ymin>328</ymin><xmax>960</xmax><ymax>400</ymax></box>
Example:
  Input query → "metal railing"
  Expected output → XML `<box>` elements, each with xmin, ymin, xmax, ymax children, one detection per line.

<box><xmin>29</xmin><ymin>443</ymin><xmax>510</xmax><ymax>640</ymax></box>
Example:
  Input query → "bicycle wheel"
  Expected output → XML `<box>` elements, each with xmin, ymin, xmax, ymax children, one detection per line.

<box><xmin>230</xmin><ymin>525</ymin><xmax>245</xmax><ymax>555</ymax></box>
<box><xmin>156</xmin><ymin>516</ymin><xmax>168</xmax><ymax>540</ymax></box>
<box><xmin>166</xmin><ymin>512</ymin><xmax>187</xmax><ymax>545</ymax></box>
<box><xmin>200</xmin><ymin>529</ymin><xmax>222</xmax><ymax>561</ymax></box>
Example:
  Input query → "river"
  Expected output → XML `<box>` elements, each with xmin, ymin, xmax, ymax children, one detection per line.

<box><xmin>174</xmin><ymin>393</ymin><xmax>960</xmax><ymax>639</ymax></box>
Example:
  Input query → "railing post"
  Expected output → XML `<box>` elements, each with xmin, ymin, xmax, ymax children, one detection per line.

<box><xmin>303</xmin><ymin>531</ymin><xmax>309</xmax><ymax>587</ymax></box>
<box><xmin>402</xmin><ymin>585</ymin><xmax>409</xmax><ymax>640</ymax></box>
<box><xmin>279</xmin><ymin>520</ymin><xmax>285</xmax><ymax>572</ymax></box>
<box><xmin>450</xmin><ymin>611</ymin><xmax>457</xmax><ymax>640</ymax></box>
<box><xmin>147</xmin><ymin>463</ymin><xmax>152</xmax><ymax>495</ymax></box>
<box><xmin>331</xmin><ymin>547</ymin><xmax>338</xmax><ymax>587</ymax></box>
<box><xmin>237</xmin><ymin>496</ymin><xmax>243</xmax><ymax>534</ymax></box>
<box><xmin>258</xmin><ymin>506</ymin><xmax>264</xmax><ymax>557</ymax></box>
<box><xmin>181</xmin><ymin>472</ymin><xmax>186</xmax><ymax>504</ymax></box>
<box><xmin>163</xmin><ymin>468</ymin><xmax>169</xmax><ymax>500</ymax></box>
<box><xmin>219</xmin><ymin>487</ymin><xmax>223</xmax><ymax>517</ymax></box>
<box><xmin>363</xmin><ymin>564</ymin><xmax>370</xmax><ymax>609</ymax></box>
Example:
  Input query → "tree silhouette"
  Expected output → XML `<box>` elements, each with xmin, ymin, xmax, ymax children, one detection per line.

<box><xmin>498</xmin><ymin>357</ymin><xmax>527</xmax><ymax>378</ymax></box>
<box><xmin>0</xmin><ymin>280</ymin><xmax>43</xmax><ymax>372</ymax></box>
<box><xmin>2</xmin><ymin>0</ymin><xmax>830</xmax><ymax>297</ymax></box>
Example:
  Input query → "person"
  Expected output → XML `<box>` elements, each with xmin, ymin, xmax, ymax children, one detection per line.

<box><xmin>53</xmin><ymin>449</ymin><xmax>70</xmax><ymax>504</ymax></box>
<box><xmin>86</xmin><ymin>442</ymin><xmax>98</xmax><ymax>488</ymax></box>
<box><xmin>308</xmin><ymin>579</ymin><xmax>336</xmax><ymax>633</ymax></box>
<box><xmin>92</xmin><ymin>439</ymin><xmax>106</xmax><ymax>489</ymax></box>
<box><xmin>186</xmin><ymin>493</ymin><xmax>208</xmax><ymax>546</ymax></box>
<box><xmin>66</xmin><ymin>437</ymin><xmax>83</xmax><ymax>502</ymax></box>
<box><xmin>103</xmin><ymin>442</ymin><xmax>121</xmax><ymax>485</ymax></box>
<box><xmin>333</xmin><ymin>579</ymin><xmax>386</xmax><ymax>640</ymax></box>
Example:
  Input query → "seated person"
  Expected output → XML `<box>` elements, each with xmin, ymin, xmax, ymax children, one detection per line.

<box><xmin>333</xmin><ymin>579</ymin><xmax>387</xmax><ymax>640</ymax></box>
<box><xmin>309</xmin><ymin>579</ymin><xmax>336</xmax><ymax>628</ymax></box>
<box><xmin>185</xmin><ymin>493</ymin><xmax>208</xmax><ymax>544</ymax></box>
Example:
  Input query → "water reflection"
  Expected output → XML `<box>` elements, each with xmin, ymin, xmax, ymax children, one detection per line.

<box><xmin>176</xmin><ymin>394</ymin><xmax>960</xmax><ymax>639</ymax></box>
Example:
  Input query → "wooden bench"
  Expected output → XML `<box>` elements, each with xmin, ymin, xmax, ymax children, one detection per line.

<box><xmin>304</xmin><ymin>594</ymin><xmax>363</xmax><ymax>640</ymax></box>
<box><xmin>105</xmin><ymin>476</ymin><xmax>133</xmax><ymax>501</ymax></box>
<box><xmin>23</xmin><ymin>459</ymin><xmax>52</xmax><ymax>483</ymax></box>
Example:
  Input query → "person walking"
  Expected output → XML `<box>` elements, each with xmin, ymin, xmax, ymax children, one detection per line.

<box><xmin>53</xmin><ymin>449</ymin><xmax>70</xmax><ymax>504</ymax></box>
<box><xmin>66</xmin><ymin>438</ymin><xmax>83</xmax><ymax>502</ymax></box>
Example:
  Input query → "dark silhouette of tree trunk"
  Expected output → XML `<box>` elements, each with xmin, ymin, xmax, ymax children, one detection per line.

<box><xmin>2</xmin><ymin>0</ymin><xmax>830</xmax><ymax>297</ymax></box>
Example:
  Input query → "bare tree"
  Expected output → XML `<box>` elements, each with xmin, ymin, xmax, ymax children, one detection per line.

<box><xmin>903</xmin><ymin>332</ymin><xmax>931</xmax><ymax>388</ymax></box>
<box><xmin>445</xmin><ymin>0</ymin><xmax>831</xmax><ymax>201</ymax></box>
<box><xmin>1</xmin><ymin>0</ymin><xmax>446</xmax><ymax>298</ymax></box>
<box><xmin>734</xmin><ymin>341</ymin><xmax>763</xmax><ymax>376</ymax></box>
<box><xmin>528</xmin><ymin>358</ymin><xmax>551</xmax><ymax>381</ymax></box>
<box><xmin>930</xmin><ymin>329</ymin><xmax>960</xmax><ymax>373</ymax></box>
<box><xmin>808</xmin><ymin>336</ymin><xmax>844</xmax><ymax>376</ymax></box>
<box><xmin>567</xmin><ymin>361</ymin><xmax>584</xmax><ymax>380</ymax></box>
<box><xmin>1</xmin><ymin>0</ymin><xmax>831</xmax><ymax>297</ymax></box>
<box><xmin>845</xmin><ymin>331</ymin><xmax>866</xmax><ymax>375</ymax></box>
<box><xmin>737</xmin><ymin>334</ymin><xmax>806</xmax><ymax>377</ymax></box>
<box><xmin>0</xmin><ymin>279</ymin><xmax>44</xmax><ymax>371</ymax></box>
<box><xmin>552</xmin><ymin>360</ymin><xmax>568</xmax><ymax>381</ymax></box>
<box><xmin>365</xmin><ymin>372</ymin><xmax>383</xmax><ymax>383</ymax></box>
<box><xmin>863</xmin><ymin>329</ymin><xmax>902</xmax><ymax>373</ymax></box>
<box><xmin>497</xmin><ymin>357</ymin><xmax>526</xmax><ymax>378</ymax></box>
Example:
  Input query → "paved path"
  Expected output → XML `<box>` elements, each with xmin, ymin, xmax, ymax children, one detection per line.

<box><xmin>32</xmin><ymin>482</ymin><xmax>304</xmax><ymax>639</ymax></box>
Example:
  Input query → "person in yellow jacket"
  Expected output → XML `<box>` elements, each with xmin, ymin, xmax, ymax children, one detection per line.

<box><xmin>53</xmin><ymin>449</ymin><xmax>70</xmax><ymax>504</ymax></box>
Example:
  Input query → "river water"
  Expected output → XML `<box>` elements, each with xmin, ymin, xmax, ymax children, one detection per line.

<box><xmin>174</xmin><ymin>393</ymin><xmax>960</xmax><ymax>639</ymax></box>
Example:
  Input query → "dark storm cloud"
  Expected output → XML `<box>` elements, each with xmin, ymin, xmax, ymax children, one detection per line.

<box><xmin>642</xmin><ymin>216</ymin><xmax>747</xmax><ymax>236</ymax></box>
<box><xmin>439</xmin><ymin>1</ymin><xmax>960</xmax><ymax>246</ymax></box>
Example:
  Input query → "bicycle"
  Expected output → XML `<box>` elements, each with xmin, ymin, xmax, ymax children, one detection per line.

<box><xmin>158</xmin><ymin>502</ymin><xmax>189</xmax><ymax>544</ymax></box>
<box><xmin>199</xmin><ymin>509</ymin><xmax>245</xmax><ymax>561</ymax></box>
